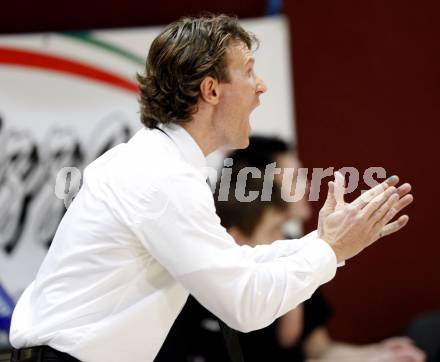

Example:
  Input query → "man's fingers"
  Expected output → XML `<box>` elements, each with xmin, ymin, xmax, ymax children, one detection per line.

<box><xmin>323</xmin><ymin>181</ymin><xmax>336</xmax><ymax>210</ymax></box>
<box><xmin>385</xmin><ymin>175</ymin><xmax>400</xmax><ymax>187</ymax></box>
<box><xmin>380</xmin><ymin>215</ymin><xmax>410</xmax><ymax>238</ymax></box>
<box><xmin>353</xmin><ymin>181</ymin><xmax>410</xmax><ymax>212</ymax></box>
<box><xmin>394</xmin><ymin>194</ymin><xmax>414</xmax><ymax>214</ymax></box>
<box><xmin>352</xmin><ymin>175</ymin><xmax>399</xmax><ymax>209</ymax></box>
<box><xmin>334</xmin><ymin>172</ymin><xmax>345</xmax><ymax>209</ymax></box>
<box><xmin>369</xmin><ymin>192</ymin><xmax>399</xmax><ymax>224</ymax></box>
<box><xmin>361</xmin><ymin>186</ymin><xmax>397</xmax><ymax>218</ymax></box>
<box><xmin>397</xmin><ymin>183</ymin><xmax>412</xmax><ymax>198</ymax></box>
<box><xmin>374</xmin><ymin>194</ymin><xmax>413</xmax><ymax>236</ymax></box>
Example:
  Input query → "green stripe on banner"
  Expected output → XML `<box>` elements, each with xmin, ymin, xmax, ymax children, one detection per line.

<box><xmin>63</xmin><ymin>32</ymin><xmax>145</xmax><ymax>66</ymax></box>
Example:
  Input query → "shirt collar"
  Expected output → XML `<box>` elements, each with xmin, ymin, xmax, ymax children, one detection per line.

<box><xmin>160</xmin><ymin>123</ymin><xmax>207</xmax><ymax>172</ymax></box>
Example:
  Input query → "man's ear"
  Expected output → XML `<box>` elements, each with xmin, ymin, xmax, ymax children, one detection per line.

<box><xmin>199</xmin><ymin>76</ymin><xmax>220</xmax><ymax>105</ymax></box>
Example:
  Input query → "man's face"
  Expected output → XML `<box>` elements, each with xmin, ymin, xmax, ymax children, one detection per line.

<box><xmin>214</xmin><ymin>42</ymin><xmax>267</xmax><ymax>149</ymax></box>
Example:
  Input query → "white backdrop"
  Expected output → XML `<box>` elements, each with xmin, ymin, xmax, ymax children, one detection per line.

<box><xmin>0</xmin><ymin>16</ymin><xmax>296</xmax><ymax>299</ymax></box>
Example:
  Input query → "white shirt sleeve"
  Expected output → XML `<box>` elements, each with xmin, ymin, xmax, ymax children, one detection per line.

<box><xmin>127</xmin><ymin>171</ymin><xmax>337</xmax><ymax>333</ymax></box>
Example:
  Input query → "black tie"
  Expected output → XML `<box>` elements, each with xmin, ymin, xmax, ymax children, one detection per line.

<box><xmin>218</xmin><ymin>319</ymin><xmax>245</xmax><ymax>362</ymax></box>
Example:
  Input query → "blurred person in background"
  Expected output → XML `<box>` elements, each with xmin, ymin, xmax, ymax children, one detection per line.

<box><xmin>157</xmin><ymin>136</ymin><xmax>425</xmax><ymax>362</ymax></box>
<box><xmin>406</xmin><ymin>311</ymin><xmax>440</xmax><ymax>362</ymax></box>
<box><xmin>231</xmin><ymin>136</ymin><xmax>425</xmax><ymax>362</ymax></box>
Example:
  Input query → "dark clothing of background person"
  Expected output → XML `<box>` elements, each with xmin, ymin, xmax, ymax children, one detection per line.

<box><xmin>155</xmin><ymin>289</ymin><xmax>332</xmax><ymax>362</ymax></box>
<box><xmin>406</xmin><ymin>311</ymin><xmax>440</xmax><ymax>362</ymax></box>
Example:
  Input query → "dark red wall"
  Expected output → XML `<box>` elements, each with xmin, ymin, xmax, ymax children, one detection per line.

<box><xmin>2</xmin><ymin>0</ymin><xmax>439</xmax><ymax>344</ymax></box>
<box><xmin>285</xmin><ymin>0</ymin><xmax>440</xmax><ymax>342</ymax></box>
<box><xmin>0</xmin><ymin>0</ymin><xmax>266</xmax><ymax>33</ymax></box>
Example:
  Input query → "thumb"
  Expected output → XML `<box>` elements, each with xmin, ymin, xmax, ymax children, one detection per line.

<box><xmin>323</xmin><ymin>181</ymin><xmax>336</xmax><ymax>211</ymax></box>
<box><xmin>334</xmin><ymin>171</ymin><xmax>346</xmax><ymax>209</ymax></box>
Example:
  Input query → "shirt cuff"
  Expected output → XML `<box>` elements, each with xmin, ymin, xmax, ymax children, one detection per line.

<box><xmin>298</xmin><ymin>237</ymin><xmax>338</xmax><ymax>285</ymax></box>
<box><xmin>308</xmin><ymin>230</ymin><xmax>345</xmax><ymax>267</ymax></box>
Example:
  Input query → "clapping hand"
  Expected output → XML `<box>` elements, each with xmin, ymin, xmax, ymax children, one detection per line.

<box><xmin>318</xmin><ymin>172</ymin><xmax>413</xmax><ymax>262</ymax></box>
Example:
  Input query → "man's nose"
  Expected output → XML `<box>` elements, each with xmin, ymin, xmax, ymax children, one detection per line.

<box><xmin>256</xmin><ymin>76</ymin><xmax>268</xmax><ymax>94</ymax></box>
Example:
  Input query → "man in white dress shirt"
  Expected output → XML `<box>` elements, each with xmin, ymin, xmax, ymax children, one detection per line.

<box><xmin>9</xmin><ymin>14</ymin><xmax>413</xmax><ymax>362</ymax></box>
